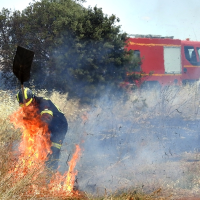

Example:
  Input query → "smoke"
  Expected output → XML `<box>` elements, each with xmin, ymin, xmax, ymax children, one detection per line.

<box><xmin>58</xmin><ymin>83</ymin><xmax>200</xmax><ymax>196</ymax></box>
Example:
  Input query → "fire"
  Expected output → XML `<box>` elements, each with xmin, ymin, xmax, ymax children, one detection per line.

<box><xmin>9</xmin><ymin>105</ymin><xmax>82</xmax><ymax>198</ymax></box>
<box><xmin>49</xmin><ymin>145</ymin><xmax>81</xmax><ymax>197</ymax></box>
<box><xmin>10</xmin><ymin>105</ymin><xmax>51</xmax><ymax>177</ymax></box>
<box><xmin>10</xmin><ymin>106</ymin><xmax>51</xmax><ymax>163</ymax></box>
<box><xmin>64</xmin><ymin>144</ymin><xmax>81</xmax><ymax>192</ymax></box>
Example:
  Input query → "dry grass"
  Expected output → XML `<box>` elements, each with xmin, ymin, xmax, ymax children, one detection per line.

<box><xmin>0</xmin><ymin>84</ymin><xmax>200</xmax><ymax>199</ymax></box>
<box><xmin>0</xmin><ymin>89</ymin><xmax>86</xmax><ymax>199</ymax></box>
<box><xmin>85</xmin><ymin>188</ymin><xmax>171</xmax><ymax>200</ymax></box>
<box><xmin>125</xmin><ymin>83</ymin><xmax>200</xmax><ymax>120</ymax></box>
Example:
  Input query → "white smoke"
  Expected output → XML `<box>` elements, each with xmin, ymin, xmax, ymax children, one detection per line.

<box><xmin>59</xmin><ymin>83</ymin><xmax>200</xmax><ymax>196</ymax></box>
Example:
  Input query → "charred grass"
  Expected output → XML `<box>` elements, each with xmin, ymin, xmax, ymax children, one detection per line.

<box><xmin>0</xmin><ymin>84</ymin><xmax>200</xmax><ymax>199</ymax></box>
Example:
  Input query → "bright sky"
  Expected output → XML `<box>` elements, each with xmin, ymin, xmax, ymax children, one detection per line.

<box><xmin>0</xmin><ymin>0</ymin><xmax>199</xmax><ymax>41</ymax></box>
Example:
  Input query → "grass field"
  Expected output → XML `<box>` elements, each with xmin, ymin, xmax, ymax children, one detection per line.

<box><xmin>1</xmin><ymin>84</ymin><xmax>200</xmax><ymax>199</ymax></box>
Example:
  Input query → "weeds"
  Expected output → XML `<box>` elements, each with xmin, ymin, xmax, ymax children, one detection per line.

<box><xmin>0</xmin><ymin>84</ymin><xmax>200</xmax><ymax>199</ymax></box>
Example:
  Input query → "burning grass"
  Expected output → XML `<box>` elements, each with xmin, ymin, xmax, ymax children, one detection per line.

<box><xmin>1</xmin><ymin>84</ymin><xmax>200</xmax><ymax>199</ymax></box>
<box><xmin>0</xmin><ymin>89</ymin><xmax>84</xmax><ymax>199</ymax></box>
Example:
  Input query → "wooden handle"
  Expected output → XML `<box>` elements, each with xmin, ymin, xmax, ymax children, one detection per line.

<box><xmin>21</xmin><ymin>84</ymin><xmax>26</xmax><ymax>105</ymax></box>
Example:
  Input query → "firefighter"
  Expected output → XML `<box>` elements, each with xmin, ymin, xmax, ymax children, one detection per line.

<box><xmin>16</xmin><ymin>87</ymin><xmax>68</xmax><ymax>170</ymax></box>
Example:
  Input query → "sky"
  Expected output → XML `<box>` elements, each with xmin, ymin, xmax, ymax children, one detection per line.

<box><xmin>0</xmin><ymin>0</ymin><xmax>200</xmax><ymax>41</ymax></box>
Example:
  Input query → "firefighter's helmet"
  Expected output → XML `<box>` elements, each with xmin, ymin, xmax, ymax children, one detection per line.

<box><xmin>16</xmin><ymin>87</ymin><xmax>35</xmax><ymax>106</ymax></box>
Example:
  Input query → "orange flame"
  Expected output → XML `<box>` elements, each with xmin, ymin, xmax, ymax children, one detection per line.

<box><xmin>10</xmin><ymin>105</ymin><xmax>51</xmax><ymax>178</ymax></box>
<box><xmin>10</xmin><ymin>106</ymin><xmax>51</xmax><ymax>161</ymax></box>
<box><xmin>9</xmin><ymin>105</ymin><xmax>82</xmax><ymax>198</ymax></box>
<box><xmin>49</xmin><ymin>145</ymin><xmax>81</xmax><ymax>197</ymax></box>
<box><xmin>64</xmin><ymin>144</ymin><xmax>81</xmax><ymax>192</ymax></box>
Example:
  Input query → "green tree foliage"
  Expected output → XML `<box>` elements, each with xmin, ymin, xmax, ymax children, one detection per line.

<box><xmin>0</xmin><ymin>0</ymin><xmax>141</xmax><ymax>99</ymax></box>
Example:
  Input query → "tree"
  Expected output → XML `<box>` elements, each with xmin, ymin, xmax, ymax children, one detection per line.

<box><xmin>0</xmin><ymin>0</ymin><xmax>141</xmax><ymax>100</ymax></box>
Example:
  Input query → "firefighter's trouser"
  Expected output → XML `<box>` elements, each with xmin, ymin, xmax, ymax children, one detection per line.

<box><xmin>47</xmin><ymin>144</ymin><xmax>62</xmax><ymax>170</ymax></box>
<box><xmin>46</xmin><ymin>117</ymin><xmax>68</xmax><ymax>170</ymax></box>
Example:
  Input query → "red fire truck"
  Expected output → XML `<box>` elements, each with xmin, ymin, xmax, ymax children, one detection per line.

<box><xmin>126</xmin><ymin>34</ymin><xmax>200</xmax><ymax>87</ymax></box>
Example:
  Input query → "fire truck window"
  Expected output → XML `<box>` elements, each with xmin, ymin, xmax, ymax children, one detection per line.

<box><xmin>196</xmin><ymin>47</ymin><xmax>200</xmax><ymax>59</ymax></box>
<box><xmin>133</xmin><ymin>50</ymin><xmax>141</xmax><ymax>72</ymax></box>
<box><xmin>184</xmin><ymin>46</ymin><xmax>197</xmax><ymax>65</ymax></box>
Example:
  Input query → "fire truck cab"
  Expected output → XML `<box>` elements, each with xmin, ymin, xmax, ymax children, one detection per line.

<box><xmin>126</xmin><ymin>34</ymin><xmax>200</xmax><ymax>86</ymax></box>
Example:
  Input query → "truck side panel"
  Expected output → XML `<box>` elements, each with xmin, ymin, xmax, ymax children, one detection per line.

<box><xmin>127</xmin><ymin>38</ymin><xmax>182</xmax><ymax>85</ymax></box>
